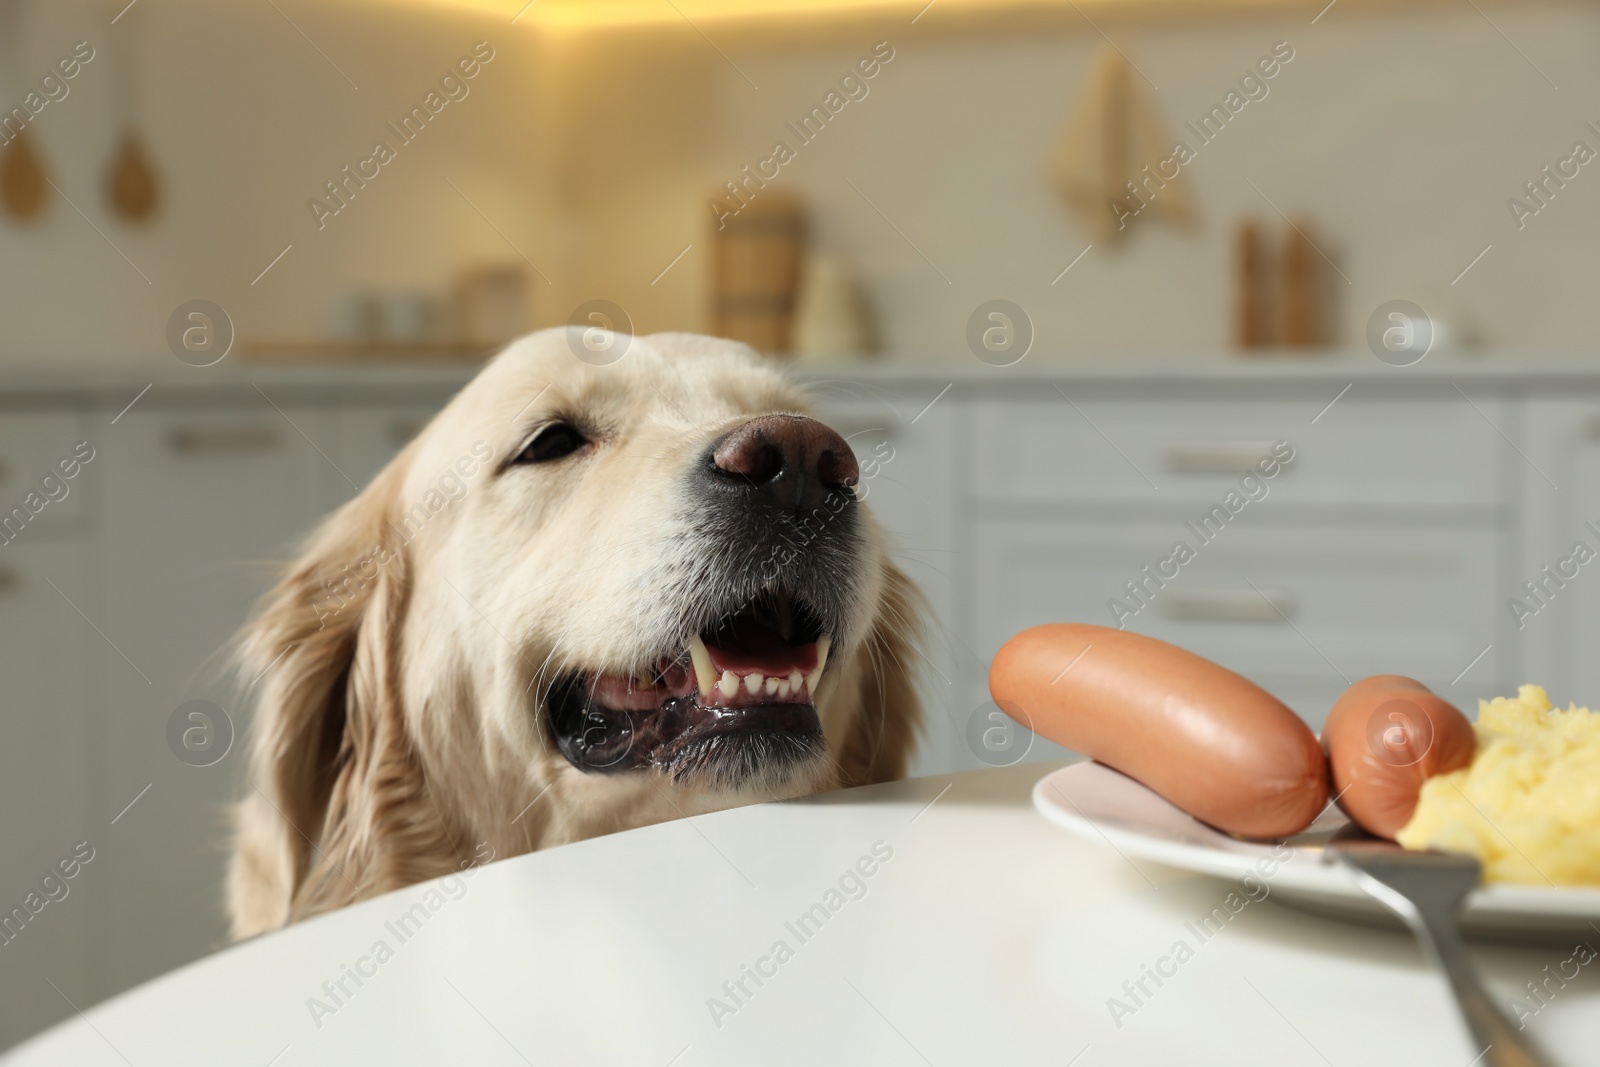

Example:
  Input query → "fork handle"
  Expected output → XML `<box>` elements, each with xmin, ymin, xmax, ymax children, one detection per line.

<box><xmin>1415</xmin><ymin>915</ymin><xmax>1551</xmax><ymax>1067</ymax></box>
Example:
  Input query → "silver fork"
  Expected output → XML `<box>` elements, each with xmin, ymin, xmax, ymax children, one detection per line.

<box><xmin>1331</xmin><ymin>843</ymin><xmax>1552</xmax><ymax>1067</ymax></box>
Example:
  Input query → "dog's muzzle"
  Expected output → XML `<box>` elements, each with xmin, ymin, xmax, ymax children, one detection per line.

<box><xmin>548</xmin><ymin>414</ymin><xmax>863</xmax><ymax>788</ymax></box>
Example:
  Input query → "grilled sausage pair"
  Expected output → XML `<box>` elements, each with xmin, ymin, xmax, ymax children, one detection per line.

<box><xmin>991</xmin><ymin>624</ymin><xmax>1476</xmax><ymax>839</ymax></box>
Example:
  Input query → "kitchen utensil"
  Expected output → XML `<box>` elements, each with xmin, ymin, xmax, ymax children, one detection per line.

<box><xmin>1332</xmin><ymin>843</ymin><xmax>1552</xmax><ymax>1067</ymax></box>
<box><xmin>710</xmin><ymin>191</ymin><xmax>805</xmax><ymax>355</ymax></box>
<box><xmin>381</xmin><ymin>292</ymin><xmax>442</xmax><ymax>344</ymax></box>
<box><xmin>333</xmin><ymin>293</ymin><xmax>384</xmax><ymax>344</ymax></box>
<box><xmin>1281</xmin><ymin>218</ymin><xmax>1317</xmax><ymax>346</ymax></box>
<box><xmin>0</xmin><ymin>0</ymin><xmax>48</xmax><ymax>220</ymax></box>
<box><xmin>1236</xmin><ymin>219</ymin><xmax>1268</xmax><ymax>348</ymax></box>
<box><xmin>454</xmin><ymin>263</ymin><xmax>529</xmax><ymax>346</ymax></box>
<box><xmin>107</xmin><ymin>133</ymin><xmax>158</xmax><ymax>221</ymax></box>
<box><xmin>792</xmin><ymin>253</ymin><xmax>875</xmax><ymax>360</ymax></box>
<box><xmin>1</xmin><ymin>128</ymin><xmax>47</xmax><ymax>219</ymax></box>
<box><xmin>105</xmin><ymin>12</ymin><xmax>159</xmax><ymax>221</ymax></box>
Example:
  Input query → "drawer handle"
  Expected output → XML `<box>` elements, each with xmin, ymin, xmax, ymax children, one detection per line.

<box><xmin>1160</xmin><ymin>587</ymin><xmax>1295</xmax><ymax>622</ymax></box>
<box><xmin>1162</xmin><ymin>441</ymin><xmax>1278</xmax><ymax>474</ymax></box>
<box><xmin>166</xmin><ymin>425</ymin><xmax>284</xmax><ymax>455</ymax></box>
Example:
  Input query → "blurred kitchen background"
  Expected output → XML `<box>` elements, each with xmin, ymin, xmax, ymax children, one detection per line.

<box><xmin>6</xmin><ymin>0</ymin><xmax>1600</xmax><ymax>1051</ymax></box>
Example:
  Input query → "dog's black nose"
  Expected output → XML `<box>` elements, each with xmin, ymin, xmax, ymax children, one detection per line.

<box><xmin>708</xmin><ymin>415</ymin><xmax>859</xmax><ymax>512</ymax></box>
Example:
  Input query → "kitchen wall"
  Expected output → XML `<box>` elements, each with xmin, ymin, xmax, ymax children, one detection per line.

<box><xmin>3</xmin><ymin>1</ymin><xmax>1599</xmax><ymax>361</ymax></box>
<box><xmin>1</xmin><ymin>0</ymin><xmax>553</xmax><ymax>359</ymax></box>
<box><xmin>565</xmin><ymin>1</ymin><xmax>1600</xmax><ymax>355</ymax></box>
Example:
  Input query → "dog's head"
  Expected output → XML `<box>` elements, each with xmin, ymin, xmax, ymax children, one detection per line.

<box><xmin>229</xmin><ymin>330</ymin><xmax>920</xmax><ymax>936</ymax></box>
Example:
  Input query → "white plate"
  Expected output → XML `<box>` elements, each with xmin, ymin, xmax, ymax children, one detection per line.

<box><xmin>1033</xmin><ymin>760</ymin><xmax>1600</xmax><ymax>942</ymax></box>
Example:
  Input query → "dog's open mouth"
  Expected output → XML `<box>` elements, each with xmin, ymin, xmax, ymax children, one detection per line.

<box><xmin>550</xmin><ymin>592</ymin><xmax>832</xmax><ymax>784</ymax></box>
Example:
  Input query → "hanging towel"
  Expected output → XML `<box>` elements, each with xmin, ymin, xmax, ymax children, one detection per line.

<box><xmin>1049</xmin><ymin>43</ymin><xmax>1194</xmax><ymax>242</ymax></box>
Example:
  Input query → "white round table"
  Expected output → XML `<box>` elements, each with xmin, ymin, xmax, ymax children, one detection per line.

<box><xmin>8</xmin><ymin>763</ymin><xmax>1597</xmax><ymax>1066</ymax></box>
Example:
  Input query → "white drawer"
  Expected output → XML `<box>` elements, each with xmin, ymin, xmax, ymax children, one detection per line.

<box><xmin>0</xmin><ymin>539</ymin><xmax>93</xmax><ymax>1047</ymax></box>
<box><xmin>318</xmin><ymin>404</ymin><xmax>448</xmax><ymax>510</ymax></box>
<box><xmin>0</xmin><ymin>412</ymin><xmax>91</xmax><ymax>525</ymax></box>
<box><xmin>810</xmin><ymin>393</ymin><xmax>964</xmax><ymax>777</ymax></box>
<box><xmin>1516</xmin><ymin>396</ymin><xmax>1600</xmax><ymax>706</ymax></box>
<box><xmin>975</xmin><ymin>393</ymin><xmax>1505</xmax><ymax>507</ymax></box>
<box><xmin>96</xmin><ymin>406</ymin><xmax>325</xmax><ymax>996</ymax></box>
<box><xmin>974</xmin><ymin>517</ymin><xmax>1506</xmax><ymax>726</ymax></box>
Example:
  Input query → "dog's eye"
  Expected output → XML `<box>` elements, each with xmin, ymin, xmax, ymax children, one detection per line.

<box><xmin>514</xmin><ymin>423</ymin><xmax>588</xmax><ymax>464</ymax></box>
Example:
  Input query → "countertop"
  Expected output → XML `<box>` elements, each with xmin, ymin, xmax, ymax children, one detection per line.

<box><xmin>6</xmin><ymin>763</ymin><xmax>1596</xmax><ymax>1067</ymax></box>
<box><xmin>9</xmin><ymin>350</ymin><xmax>1600</xmax><ymax>406</ymax></box>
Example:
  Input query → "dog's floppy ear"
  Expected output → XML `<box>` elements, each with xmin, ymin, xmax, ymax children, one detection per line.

<box><xmin>227</xmin><ymin>463</ymin><xmax>414</xmax><ymax>939</ymax></box>
<box><xmin>833</xmin><ymin>559</ymin><xmax>924</xmax><ymax>787</ymax></box>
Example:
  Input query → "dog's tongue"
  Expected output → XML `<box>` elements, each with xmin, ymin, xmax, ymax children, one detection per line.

<box><xmin>703</xmin><ymin>619</ymin><xmax>819</xmax><ymax>675</ymax></box>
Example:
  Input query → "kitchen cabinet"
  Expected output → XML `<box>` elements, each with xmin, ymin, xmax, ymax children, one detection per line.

<box><xmin>88</xmin><ymin>394</ymin><xmax>459</xmax><ymax>1010</ymax></box>
<box><xmin>1519</xmin><ymin>396</ymin><xmax>1600</xmax><ymax>706</ymax></box>
<box><xmin>316</xmin><ymin>403</ymin><xmax>447</xmax><ymax>511</ymax></box>
<box><xmin>809</xmin><ymin>382</ymin><xmax>962</xmax><ymax>776</ymax></box>
<box><xmin>974</xmin><ymin>391</ymin><xmax>1505</xmax><ymax>507</ymax></box>
<box><xmin>0</xmin><ymin>537</ymin><xmax>94</xmax><ymax>1044</ymax></box>
<box><xmin>0</xmin><ymin>412</ymin><xmax>95</xmax><ymax>525</ymax></box>
<box><xmin>94</xmin><ymin>402</ymin><xmax>327</xmax><ymax>998</ymax></box>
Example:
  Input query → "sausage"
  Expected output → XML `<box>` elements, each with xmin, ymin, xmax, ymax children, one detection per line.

<box><xmin>1321</xmin><ymin>675</ymin><xmax>1477</xmax><ymax>839</ymax></box>
<box><xmin>990</xmin><ymin>623</ymin><xmax>1328</xmax><ymax>838</ymax></box>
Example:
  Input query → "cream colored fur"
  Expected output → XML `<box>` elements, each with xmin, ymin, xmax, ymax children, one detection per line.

<box><xmin>227</xmin><ymin>330</ymin><xmax>921</xmax><ymax>938</ymax></box>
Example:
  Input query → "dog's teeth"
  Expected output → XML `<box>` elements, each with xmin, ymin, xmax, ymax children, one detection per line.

<box><xmin>718</xmin><ymin>670</ymin><xmax>739</xmax><ymax>699</ymax></box>
<box><xmin>636</xmin><ymin>672</ymin><xmax>653</xmax><ymax>690</ymax></box>
<box><xmin>805</xmin><ymin>635</ymin><xmax>830</xmax><ymax>696</ymax></box>
<box><xmin>778</xmin><ymin>679</ymin><xmax>791</xmax><ymax>699</ymax></box>
<box><xmin>745</xmin><ymin>672</ymin><xmax>763</xmax><ymax>695</ymax></box>
<box><xmin>688</xmin><ymin>636</ymin><xmax>716</xmax><ymax>696</ymax></box>
<box><xmin>765</xmin><ymin>676</ymin><xmax>780</xmax><ymax>696</ymax></box>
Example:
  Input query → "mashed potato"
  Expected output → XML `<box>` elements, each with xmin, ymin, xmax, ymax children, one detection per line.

<box><xmin>1396</xmin><ymin>685</ymin><xmax>1600</xmax><ymax>886</ymax></box>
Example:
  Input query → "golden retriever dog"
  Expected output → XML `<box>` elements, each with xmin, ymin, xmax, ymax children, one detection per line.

<box><xmin>228</xmin><ymin>329</ymin><xmax>921</xmax><ymax>938</ymax></box>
